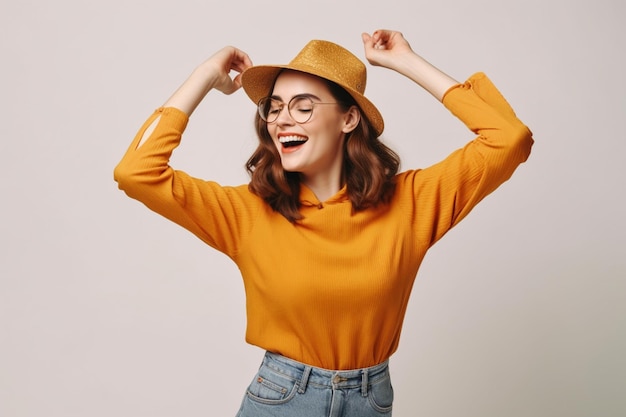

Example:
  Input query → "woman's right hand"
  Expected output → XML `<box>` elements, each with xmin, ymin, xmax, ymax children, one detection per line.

<box><xmin>202</xmin><ymin>46</ymin><xmax>254</xmax><ymax>95</ymax></box>
<box><xmin>163</xmin><ymin>46</ymin><xmax>253</xmax><ymax>115</ymax></box>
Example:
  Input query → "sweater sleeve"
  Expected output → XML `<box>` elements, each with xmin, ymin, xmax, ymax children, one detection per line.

<box><xmin>402</xmin><ymin>72</ymin><xmax>534</xmax><ymax>246</ymax></box>
<box><xmin>113</xmin><ymin>107</ymin><xmax>258</xmax><ymax>257</ymax></box>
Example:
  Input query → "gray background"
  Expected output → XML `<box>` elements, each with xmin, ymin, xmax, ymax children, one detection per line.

<box><xmin>2</xmin><ymin>0</ymin><xmax>624</xmax><ymax>416</ymax></box>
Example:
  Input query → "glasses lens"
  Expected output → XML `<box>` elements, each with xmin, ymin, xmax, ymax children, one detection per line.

<box><xmin>258</xmin><ymin>96</ymin><xmax>316</xmax><ymax>123</ymax></box>
<box><xmin>258</xmin><ymin>98</ymin><xmax>282</xmax><ymax>123</ymax></box>
<box><xmin>289</xmin><ymin>97</ymin><xmax>314</xmax><ymax>124</ymax></box>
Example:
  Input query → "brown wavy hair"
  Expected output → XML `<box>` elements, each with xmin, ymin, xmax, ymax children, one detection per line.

<box><xmin>246</xmin><ymin>75</ymin><xmax>400</xmax><ymax>223</ymax></box>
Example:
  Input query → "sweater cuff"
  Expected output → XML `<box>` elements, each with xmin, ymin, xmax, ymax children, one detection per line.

<box><xmin>441</xmin><ymin>72</ymin><xmax>488</xmax><ymax>103</ymax></box>
<box><xmin>156</xmin><ymin>106</ymin><xmax>190</xmax><ymax>129</ymax></box>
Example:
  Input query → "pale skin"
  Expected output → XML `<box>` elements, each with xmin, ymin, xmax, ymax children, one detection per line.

<box><xmin>137</xmin><ymin>30</ymin><xmax>459</xmax><ymax>200</ymax></box>
<box><xmin>268</xmin><ymin>71</ymin><xmax>360</xmax><ymax>200</ymax></box>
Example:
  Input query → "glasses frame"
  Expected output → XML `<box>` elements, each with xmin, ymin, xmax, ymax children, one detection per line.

<box><xmin>257</xmin><ymin>95</ymin><xmax>340</xmax><ymax>124</ymax></box>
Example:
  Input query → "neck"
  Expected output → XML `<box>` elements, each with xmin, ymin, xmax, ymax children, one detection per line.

<box><xmin>302</xmin><ymin>174</ymin><xmax>343</xmax><ymax>202</ymax></box>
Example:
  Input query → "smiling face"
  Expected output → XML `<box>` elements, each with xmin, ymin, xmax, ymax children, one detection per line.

<box><xmin>266</xmin><ymin>70</ymin><xmax>359</xmax><ymax>188</ymax></box>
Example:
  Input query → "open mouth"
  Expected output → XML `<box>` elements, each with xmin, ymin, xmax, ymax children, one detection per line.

<box><xmin>279</xmin><ymin>135</ymin><xmax>308</xmax><ymax>148</ymax></box>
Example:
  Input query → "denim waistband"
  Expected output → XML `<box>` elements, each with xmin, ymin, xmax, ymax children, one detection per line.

<box><xmin>262</xmin><ymin>351</ymin><xmax>390</xmax><ymax>396</ymax></box>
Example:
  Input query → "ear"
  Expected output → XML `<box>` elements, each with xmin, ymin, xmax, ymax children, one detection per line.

<box><xmin>342</xmin><ymin>106</ymin><xmax>361</xmax><ymax>134</ymax></box>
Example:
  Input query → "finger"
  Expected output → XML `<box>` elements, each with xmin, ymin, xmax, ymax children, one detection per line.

<box><xmin>362</xmin><ymin>32</ymin><xmax>385</xmax><ymax>54</ymax></box>
<box><xmin>231</xmin><ymin>60</ymin><xmax>250</xmax><ymax>74</ymax></box>
<box><xmin>361</xmin><ymin>32</ymin><xmax>373</xmax><ymax>46</ymax></box>
<box><xmin>231</xmin><ymin>72</ymin><xmax>245</xmax><ymax>91</ymax></box>
<box><xmin>229</xmin><ymin>58</ymin><xmax>245</xmax><ymax>77</ymax></box>
<box><xmin>372</xmin><ymin>29</ymin><xmax>388</xmax><ymax>43</ymax></box>
<box><xmin>233</xmin><ymin>50</ymin><xmax>253</xmax><ymax>70</ymax></box>
<box><xmin>369</xmin><ymin>30</ymin><xmax>388</xmax><ymax>50</ymax></box>
<box><xmin>220</xmin><ymin>47</ymin><xmax>250</xmax><ymax>72</ymax></box>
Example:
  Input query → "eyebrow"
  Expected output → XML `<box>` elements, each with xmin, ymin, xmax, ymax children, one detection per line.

<box><xmin>270</xmin><ymin>93</ymin><xmax>323</xmax><ymax>102</ymax></box>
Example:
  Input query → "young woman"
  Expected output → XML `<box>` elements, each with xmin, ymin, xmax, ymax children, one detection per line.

<box><xmin>114</xmin><ymin>29</ymin><xmax>533</xmax><ymax>417</ymax></box>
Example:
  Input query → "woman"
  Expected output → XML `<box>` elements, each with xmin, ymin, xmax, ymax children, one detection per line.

<box><xmin>114</xmin><ymin>29</ymin><xmax>533</xmax><ymax>416</ymax></box>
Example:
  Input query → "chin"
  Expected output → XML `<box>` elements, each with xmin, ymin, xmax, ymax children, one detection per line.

<box><xmin>279</xmin><ymin>159</ymin><xmax>305</xmax><ymax>173</ymax></box>
<box><xmin>281</xmin><ymin>165</ymin><xmax>303</xmax><ymax>174</ymax></box>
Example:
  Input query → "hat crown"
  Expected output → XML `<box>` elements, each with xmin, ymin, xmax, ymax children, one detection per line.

<box><xmin>290</xmin><ymin>40</ymin><xmax>367</xmax><ymax>94</ymax></box>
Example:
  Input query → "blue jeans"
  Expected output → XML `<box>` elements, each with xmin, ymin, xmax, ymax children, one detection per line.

<box><xmin>236</xmin><ymin>351</ymin><xmax>394</xmax><ymax>417</ymax></box>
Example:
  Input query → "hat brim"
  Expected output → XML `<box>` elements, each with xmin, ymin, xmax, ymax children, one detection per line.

<box><xmin>241</xmin><ymin>64</ymin><xmax>384</xmax><ymax>136</ymax></box>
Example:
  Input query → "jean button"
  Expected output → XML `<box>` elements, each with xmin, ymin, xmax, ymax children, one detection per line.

<box><xmin>333</xmin><ymin>374</ymin><xmax>346</xmax><ymax>384</ymax></box>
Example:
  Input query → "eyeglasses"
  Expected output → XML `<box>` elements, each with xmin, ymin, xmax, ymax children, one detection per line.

<box><xmin>257</xmin><ymin>95</ymin><xmax>340</xmax><ymax>124</ymax></box>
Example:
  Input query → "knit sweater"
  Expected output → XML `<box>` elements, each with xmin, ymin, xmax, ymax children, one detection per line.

<box><xmin>114</xmin><ymin>72</ymin><xmax>533</xmax><ymax>370</ymax></box>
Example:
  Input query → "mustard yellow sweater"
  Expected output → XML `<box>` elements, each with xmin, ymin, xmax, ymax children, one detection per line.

<box><xmin>114</xmin><ymin>72</ymin><xmax>533</xmax><ymax>370</ymax></box>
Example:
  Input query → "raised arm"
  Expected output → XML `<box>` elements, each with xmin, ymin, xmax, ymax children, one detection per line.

<box><xmin>361</xmin><ymin>30</ymin><xmax>457</xmax><ymax>101</ymax></box>
<box><xmin>362</xmin><ymin>29</ymin><xmax>533</xmax><ymax>244</ymax></box>
<box><xmin>114</xmin><ymin>47</ymin><xmax>257</xmax><ymax>254</ymax></box>
<box><xmin>135</xmin><ymin>47</ymin><xmax>253</xmax><ymax>148</ymax></box>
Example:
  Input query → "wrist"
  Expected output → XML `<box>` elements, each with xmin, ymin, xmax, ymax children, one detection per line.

<box><xmin>192</xmin><ymin>62</ymin><xmax>221</xmax><ymax>90</ymax></box>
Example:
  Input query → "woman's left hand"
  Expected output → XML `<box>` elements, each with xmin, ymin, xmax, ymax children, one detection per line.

<box><xmin>361</xmin><ymin>30</ymin><xmax>414</xmax><ymax>71</ymax></box>
<box><xmin>361</xmin><ymin>29</ymin><xmax>458</xmax><ymax>101</ymax></box>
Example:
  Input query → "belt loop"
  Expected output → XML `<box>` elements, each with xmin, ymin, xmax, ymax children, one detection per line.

<box><xmin>361</xmin><ymin>368</ymin><xmax>369</xmax><ymax>397</ymax></box>
<box><xmin>298</xmin><ymin>366</ymin><xmax>312</xmax><ymax>394</ymax></box>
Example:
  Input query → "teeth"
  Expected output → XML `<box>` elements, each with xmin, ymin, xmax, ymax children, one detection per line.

<box><xmin>279</xmin><ymin>135</ymin><xmax>308</xmax><ymax>144</ymax></box>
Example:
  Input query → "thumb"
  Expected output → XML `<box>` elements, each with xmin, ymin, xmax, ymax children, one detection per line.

<box><xmin>361</xmin><ymin>32</ymin><xmax>373</xmax><ymax>46</ymax></box>
<box><xmin>232</xmin><ymin>72</ymin><xmax>244</xmax><ymax>91</ymax></box>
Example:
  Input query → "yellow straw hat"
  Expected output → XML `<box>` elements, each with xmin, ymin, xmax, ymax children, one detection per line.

<box><xmin>241</xmin><ymin>40</ymin><xmax>384</xmax><ymax>136</ymax></box>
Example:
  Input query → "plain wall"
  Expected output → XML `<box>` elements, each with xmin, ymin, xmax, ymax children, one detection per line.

<box><xmin>1</xmin><ymin>0</ymin><xmax>624</xmax><ymax>416</ymax></box>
